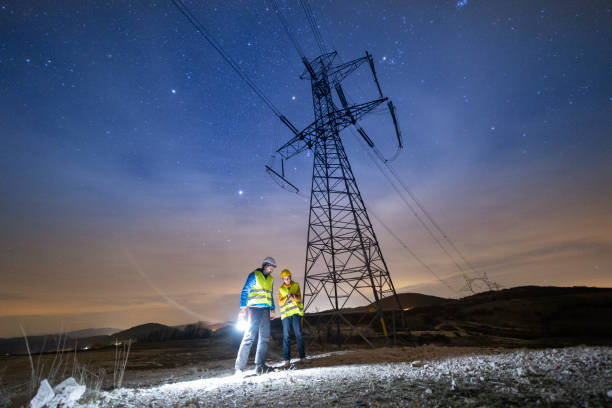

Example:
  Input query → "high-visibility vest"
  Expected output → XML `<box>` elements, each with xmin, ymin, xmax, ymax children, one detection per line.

<box><xmin>246</xmin><ymin>270</ymin><xmax>274</xmax><ymax>307</ymax></box>
<box><xmin>279</xmin><ymin>282</ymin><xmax>304</xmax><ymax>319</ymax></box>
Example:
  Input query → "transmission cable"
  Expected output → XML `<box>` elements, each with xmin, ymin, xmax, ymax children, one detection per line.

<box><xmin>299</xmin><ymin>0</ymin><xmax>327</xmax><ymax>55</ymax></box>
<box><xmin>380</xmin><ymin>159</ymin><xmax>481</xmax><ymax>276</ymax></box>
<box><xmin>170</xmin><ymin>0</ymin><xmax>283</xmax><ymax>118</ymax></box>
<box><xmin>270</xmin><ymin>0</ymin><xmax>306</xmax><ymax>60</ymax></box>
<box><xmin>350</xmin><ymin>128</ymin><xmax>470</xmax><ymax>277</ymax></box>
<box><xmin>368</xmin><ymin>209</ymin><xmax>461</xmax><ymax>296</ymax></box>
<box><xmin>304</xmin><ymin>0</ymin><xmax>326</xmax><ymax>53</ymax></box>
<box><xmin>341</xmin><ymin>81</ymin><xmax>480</xmax><ymax>280</ymax></box>
<box><xmin>338</xmin><ymin>66</ymin><xmax>480</xmax><ymax>285</ymax></box>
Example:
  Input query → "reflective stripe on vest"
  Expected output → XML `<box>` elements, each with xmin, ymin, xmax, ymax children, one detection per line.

<box><xmin>279</xmin><ymin>282</ymin><xmax>304</xmax><ymax>319</ymax></box>
<box><xmin>247</xmin><ymin>270</ymin><xmax>273</xmax><ymax>307</ymax></box>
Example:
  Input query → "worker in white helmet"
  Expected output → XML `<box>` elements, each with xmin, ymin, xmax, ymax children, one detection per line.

<box><xmin>234</xmin><ymin>257</ymin><xmax>277</xmax><ymax>376</ymax></box>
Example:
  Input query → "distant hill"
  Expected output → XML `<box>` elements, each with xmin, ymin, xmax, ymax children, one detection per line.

<box><xmin>315</xmin><ymin>291</ymin><xmax>452</xmax><ymax>314</ymax></box>
<box><xmin>375</xmin><ymin>292</ymin><xmax>453</xmax><ymax>310</ymax></box>
<box><xmin>111</xmin><ymin>323</ymin><xmax>174</xmax><ymax>341</ymax></box>
<box><xmin>395</xmin><ymin>285</ymin><xmax>612</xmax><ymax>347</ymax></box>
<box><xmin>0</xmin><ymin>322</ymin><xmax>215</xmax><ymax>355</ymax></box>
<box><xmin>300</xmin><ymin>285</ymin><xmax>612</xmax><ymax>347</ymax></box>
<box><xmin>0</xmin><ymin>328</ymin><xmax>119</xmax><ymax>355</ymax></box>
<box><xmin>67</xmin><ymin>328</ymin><xmax>121</xmax><ymax>338</ymax></box>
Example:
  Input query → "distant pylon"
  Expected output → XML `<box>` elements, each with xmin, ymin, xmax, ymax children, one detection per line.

<box><xmin>461</xmin><ymin>271</ymin><xmax>502</xmax><ymax>294</ymax></box>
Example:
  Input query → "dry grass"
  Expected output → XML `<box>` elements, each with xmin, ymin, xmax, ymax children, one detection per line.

<box><xmin>113</xmin><ymin>339</ymin><xmax>132</xmax><ymax>389</ymax></box>
<box><xmin>9</xmin><ymin>328</ymin><xmax>132</xmax><ymax>406</ymax></box>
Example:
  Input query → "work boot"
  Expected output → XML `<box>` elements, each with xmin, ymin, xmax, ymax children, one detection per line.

<box><xmin>283</xmin><ymin>360</ymin><xmax>290</xmax><ymax>367</ymax></box>
<box><xmin>233</xmin><ymin>368</ymin><xmax>244</xmax><ymax>378</ymax></box>
<box><xmin>255</xmin><ymin>364</ymin><xmax>272</xmax><ymax>375</ymax></box>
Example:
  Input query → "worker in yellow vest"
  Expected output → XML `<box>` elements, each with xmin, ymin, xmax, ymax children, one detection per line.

<box><xmin>278</xmin><ymin>269</ymin><xmax>305</xmax><ymax>366</ymax></box>
<box><xmin>234</xmin><ymin>257</ymin><xmax>277</xmax><ymax>376</ymax></box>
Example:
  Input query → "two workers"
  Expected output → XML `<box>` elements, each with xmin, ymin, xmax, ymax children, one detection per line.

<box><xmin>234</xmin><ymin>256</ymin><xmax>305</xmax><ymax>376</ymax></box>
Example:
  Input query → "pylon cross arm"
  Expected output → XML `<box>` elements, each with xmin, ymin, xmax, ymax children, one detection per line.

<box><xmin>276</xmin><ymin>128</ymin><xmax>317</xmax><ymax>160</ymax></box>
<box><xmin>327</xmin><ymin>56</ymin><xmax>369</xmax><ymax>86</ymax></box>
<box><xmin>332</xmin><ymin>98</ymin><xmax>387</xmax><ymax>127</ymax></box>
<box><xmin>276</xmin><ymin>98</ymin><xmax>387</xmax><ymax>160</ymax></box>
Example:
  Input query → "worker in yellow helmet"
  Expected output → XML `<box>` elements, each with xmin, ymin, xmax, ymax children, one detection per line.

<box><xmin>278</xmin><ymin>269</ymin><xmax>305</xmax><ymax>366</ymax></box>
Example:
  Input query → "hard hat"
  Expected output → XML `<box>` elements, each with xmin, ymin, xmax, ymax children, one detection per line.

<box><xmin>262</xmin><ymin>256</ymin><xmax>277</xmax><ymax>267</ymax></box>
<box><xmin>281</xmin><ymin>269</ymin><xmax>291</xmax><ymax>278</ymax></box>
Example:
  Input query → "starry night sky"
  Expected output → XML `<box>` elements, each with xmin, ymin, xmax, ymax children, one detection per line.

<box><xmin>1</xmin><ymin>0</ymin><xmax>611</xmax><ymax>337</ymax></box>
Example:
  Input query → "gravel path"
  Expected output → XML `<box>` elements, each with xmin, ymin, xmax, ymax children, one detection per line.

<box><xmin>90</xmin><ymin>346</ymin><xmax>611</xmax><ymax>407</ymax></box>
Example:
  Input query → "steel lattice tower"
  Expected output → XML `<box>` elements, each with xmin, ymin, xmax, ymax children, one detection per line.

<box><xmin>305</xmin><ymin>127</ymin><xmax>397</xmax><ymax>312</ymax></box>
<box><xmin>269</xmin><ymin>51</ymin><xmax>403</xmax><ymax>343</ymax></box>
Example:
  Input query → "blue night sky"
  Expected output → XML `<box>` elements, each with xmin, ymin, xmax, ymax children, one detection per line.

<box><xmin>1</xmin><ymin>0</ymin><xmax>611</xmax><ymax>337</ymax></box>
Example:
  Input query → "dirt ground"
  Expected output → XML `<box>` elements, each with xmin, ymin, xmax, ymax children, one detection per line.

<box><xmin>2</xmin><ymin>338</ymin><xmax>610</xmax><ymax>407</ymax></box>
<box><xmin>95</xmin><ymin>345</ymin><xmax>611</xmax><ymax>407</ymax></box>
<box><xmin>0</xmin><ymin>334</ymin><xmax>502</xmax><ymax>391</ymax></box>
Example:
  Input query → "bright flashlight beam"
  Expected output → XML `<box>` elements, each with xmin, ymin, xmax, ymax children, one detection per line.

<box><xmin>235</xmin><ymin>318</ymin><xmax>250</xmax><ymax>332</ymax></box>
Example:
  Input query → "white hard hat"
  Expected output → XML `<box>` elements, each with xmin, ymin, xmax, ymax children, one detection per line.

<box><xmin>262</xmin><ymin>256</ymin><xmax>277</xmax><ymax>267</ymax></box>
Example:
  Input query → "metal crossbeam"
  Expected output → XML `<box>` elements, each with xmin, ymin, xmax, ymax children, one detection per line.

<box><xmin>275</xmin><ymin>98</ymin><xmax>387</xmax><ymax>160</ymax></box>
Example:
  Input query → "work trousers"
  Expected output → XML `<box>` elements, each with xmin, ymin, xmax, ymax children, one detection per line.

<box><xmin>282</xmin><ymin>314</ymin><xmax>305</xmax><ymax>361</ymax></box>
<box><xmin>235</xmin><ymin>307</ymin><xmax>270</xmax><ymax>370</ymax></box>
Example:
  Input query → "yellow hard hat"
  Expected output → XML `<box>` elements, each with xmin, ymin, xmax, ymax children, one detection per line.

<box><xmin>281</xmin><ymin>269</ymin><xmax>291</xmax><ymax>278</ymax></box>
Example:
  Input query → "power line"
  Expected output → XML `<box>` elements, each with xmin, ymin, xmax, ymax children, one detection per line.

<box><xmin>338</xmin><ymin>75</ymin><xmax>481</xmax><ymax>286</ymax></box>
<box><xmin>270</xmin><ymin>0</ymin><xmax>306</xmax><ymax>60</ymax></box>
<box><xmin>331</xmin><ymin>51</ymin><xmax>486</xmax><ymax>292</ymax></box>
<box><xmin>299</xmin><ymin>0</ymin><xmax>327</xmax><ymax>55</ymax></box>
<box><xmin>368</xmin><ymin>210</ymin><xmax>461</xmax><ymax>296</ymax></box>
<box><xmin>170</xmin><ymin>0</ymin><xmax>282</xmax><ymax>118</ymax></box>
<box><xmin>350</xmin><ymin>128</ymin><xmax>469</xmax><ymax>281</ymax></box>
<box><xmin>353</xmin><ymin>127</ymin><xmax>501</xmax><ymax>293</ymax></box>
<box><xmin>381</xmin><ymin>158</ymin><xmax>482</xmax><ymax>277</ymax></box>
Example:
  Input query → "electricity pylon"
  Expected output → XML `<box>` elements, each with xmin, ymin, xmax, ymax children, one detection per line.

<box><xmin>267</xmin><ymin>51</ymin><xmax>403</xmax><ymax>344</ymax></box>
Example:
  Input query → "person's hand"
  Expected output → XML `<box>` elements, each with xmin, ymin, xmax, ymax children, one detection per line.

<box><xmin>270</xmin><ymin>311</ymin><xmax>276</xmax><ymax>320</ymax></box>
<box><xmin>239</xmin><ymin>308</ymin><xmax>246</xmax><ymax>319</ymax></box>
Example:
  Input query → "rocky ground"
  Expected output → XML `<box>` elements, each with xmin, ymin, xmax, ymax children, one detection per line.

<box><xmin>85</xmin><ymin>346</ymin><xmax>610</xmax><ymax>407</ymax></box>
